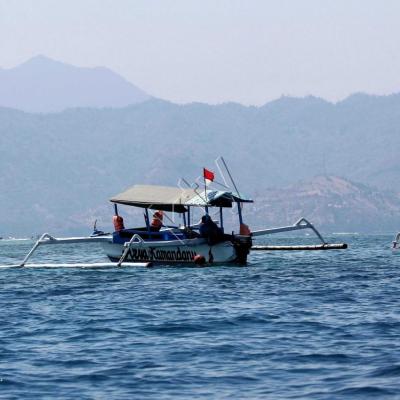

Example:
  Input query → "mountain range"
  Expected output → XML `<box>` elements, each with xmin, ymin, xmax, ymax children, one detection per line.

<box><xmin>0</xmin><ymin>55</ymin><xmax>150</xmax><ymax>112</ymax></box>
<box><xmin>246</xmin><ymin>176</ymin><xmax>400</xmax><ymax>233</ymax></box>
<box><xmin>1</xmin><ymin>56</ymin><xmax>400</xmax><ymax>235</ymax></box>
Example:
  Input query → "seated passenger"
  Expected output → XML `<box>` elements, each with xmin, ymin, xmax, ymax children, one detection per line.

<box><xmin>199</xmin><ymin>214</ymin><xmax>223</xmax><ymax>245</ymax></box>
<box><xmin>150</xmin><ymin>210</ymin><xmax>164</xmax><ymax>231</ymax></box>
<box><xmin>112</xmin><ymin>215</ymin><xmax>125</xmax><ymax>231</ymax></box>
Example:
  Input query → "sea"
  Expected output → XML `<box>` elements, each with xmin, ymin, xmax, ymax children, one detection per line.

<box><xmin>0</xmin><ymin>235</ymin><xmax>400</xmax><ymax>399</ymax></box>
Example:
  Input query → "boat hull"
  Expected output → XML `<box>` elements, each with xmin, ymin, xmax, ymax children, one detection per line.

<box><xmin>101</xmin><ymin>238</ymin><xmax>242</xmax><ymax>264</ymax></box>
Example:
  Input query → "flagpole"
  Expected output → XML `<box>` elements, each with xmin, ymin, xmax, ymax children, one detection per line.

<box><xmin>203</xmin><ymin>168</ymin><xmax>209</xmax><ymax>215</ymax></box>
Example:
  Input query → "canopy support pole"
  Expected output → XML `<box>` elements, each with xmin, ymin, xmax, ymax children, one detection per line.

<box><xmin>183</xmin><ymin>212</ymin><xmax>187</xmax><ymax>228</ymax></box>
<box><xmin>237</xmin><ymin>201</ymin><xmax>243</xmax><ymax>225</ymax></box>
<box><xmin>145</xmin><ymin>208</ymin><xmax>151</xmax><ymax>234</ymax></box>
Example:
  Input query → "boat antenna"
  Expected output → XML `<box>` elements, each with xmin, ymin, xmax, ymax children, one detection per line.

<box><xmin>179</xmin><ymin>177</ymin><xmax>208</xmax><ymax>209</ymax></box>
<box><xmin>219</xmin><ymin>156</ymin><xmax>240</xmax><ymax>197</ymax></box>
<box><xmin>210</xmin><ymin>179</ymin><xmax>229</xmax><ymax>189</ymax></box>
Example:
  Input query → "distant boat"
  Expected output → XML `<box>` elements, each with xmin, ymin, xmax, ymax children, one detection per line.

<box><xmin>392</xmin><ymin>233</ymin><xmax>400</xmax><ymax>250</ymax></box>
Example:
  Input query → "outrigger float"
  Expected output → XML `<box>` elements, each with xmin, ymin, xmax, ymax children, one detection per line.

<box><xmin>7</xmin><ymin>161</ymin><xmax>347</xmax><ymax>269</ymax></box>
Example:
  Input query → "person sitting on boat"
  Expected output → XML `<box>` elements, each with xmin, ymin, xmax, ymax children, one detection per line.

<box><xmin>150</xmin><ymin>210</ymin><xmax>164</xmax><ymax>231</ymax></box>
<box><xmin>199</xmin><ymin>214</ymin><xmax>224</xmax><ymax>245</ymax></box>
<box><xmin>112</xmin><ymin>214</ymin><xmax>125</xmax><ymax>231</ymax></box>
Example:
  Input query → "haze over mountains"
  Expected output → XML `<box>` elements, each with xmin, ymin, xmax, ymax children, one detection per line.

<box><xmin>0</xmin><ymin>55</ymin><xmax>150</xmax><ymax>112</ymax></box>
<box><xmin>1</xmin><ymin>56</ymin><xmax>400</xmax><ymax>235</ymax></box>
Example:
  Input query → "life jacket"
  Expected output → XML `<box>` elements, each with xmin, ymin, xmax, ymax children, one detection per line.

<box><xmin>151</xmin><ymin>210</ymin><xmax>163</xmax><ymax>229</ymax></box>
<box><xmin>239</xmin><ymin>223</ymin><xmax>251</xmax><ymax>236</ymax></box>
<box><xmin>113</xmin><ymin>215</ymin><xmax>125</xmax><ymax>231</ymax></box>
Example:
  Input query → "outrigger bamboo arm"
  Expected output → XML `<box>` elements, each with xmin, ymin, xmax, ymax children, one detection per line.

<box><xmin>117</xmin><ymin>234</ymin><xmax>144</xmax><ymax>266</ymax></box>
<box><xmin>252</xmin><ymin>243</ymin><xmax>347</xmax><ymax>251</ymax></box>
<box><xmin>19</xmin><ymin>233</ymin><xmax>112</xmax><ymax>267</ymax></box>
<box><xmin>251</xmin><ymin>218</ymin><xmax>348</xmax><ymax>251</ymax></box>
<box><xmin>251</xmin><ymin>218</ymin><xmax>326</xmax><ymax>244</ymax></box>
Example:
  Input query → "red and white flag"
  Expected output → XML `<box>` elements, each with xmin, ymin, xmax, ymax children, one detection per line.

<box><xmin>203</xmin><ymin>168</ymin><xmax>215</xmax><ymax>185</ymax></box>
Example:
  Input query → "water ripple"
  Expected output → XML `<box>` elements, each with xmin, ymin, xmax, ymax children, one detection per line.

<box><xmin>1</xmin><ymin>235</ymin><xmax>400</xmax><ymax>398</ymax></box>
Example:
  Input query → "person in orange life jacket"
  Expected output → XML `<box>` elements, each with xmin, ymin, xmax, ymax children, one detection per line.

<box><xmin>199</xmin><ymin>214</ymin><xmax>223</xmax><ymax>245</ymax></box>
<box><xmin>150</xmin><ymin>210</ymin><xmax>164</xmax><ymax>231</ymax></box>
<box><xmin>113</xmin><ymin>215</ymin><xmax>125</xmax><ymax>231</ymax></box>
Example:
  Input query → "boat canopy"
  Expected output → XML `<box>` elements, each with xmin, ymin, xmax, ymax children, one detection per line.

<box><xmin>110</xmin><ymin>185</ymin><xmax>253</xmax><ymax>213</ymax></box>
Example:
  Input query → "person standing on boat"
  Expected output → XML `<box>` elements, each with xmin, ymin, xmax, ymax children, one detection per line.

<box><xmin>150</xmin><ymin>210</ymin><xmax>164</xmax><ymax>231</ymax></box>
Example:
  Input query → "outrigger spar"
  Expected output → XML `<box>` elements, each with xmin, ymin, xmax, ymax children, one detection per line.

<box><xmin>9</xmin><ymin>159</ymin><xmax>347</xmax><ymax>268</ymax></box>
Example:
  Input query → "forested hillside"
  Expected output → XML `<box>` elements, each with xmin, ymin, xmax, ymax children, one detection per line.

<box><xmin>1</xmin><ymin>93</ymin><xmax>400</xmax><ymax>235</ymax></box>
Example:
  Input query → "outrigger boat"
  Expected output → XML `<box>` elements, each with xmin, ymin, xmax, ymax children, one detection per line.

<box><xmin>104</xmin><ymin>184</ymin><xmax>254</xmax><ymax>265</ymax></box>
<box><xmin>9</xmin><ymin>160</ymin><xmax>347</xmax><ymax>269</ymax></box>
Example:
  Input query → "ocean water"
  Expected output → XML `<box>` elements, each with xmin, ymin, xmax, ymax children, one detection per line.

<box><xmin>0</xmin><ymin>235</ymin><xmax>400</xmax><ymax>399</ymax></box>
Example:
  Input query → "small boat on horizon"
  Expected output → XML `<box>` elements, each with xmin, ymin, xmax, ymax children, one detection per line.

<box><xmin>392</xmin><ymin>233</ymin><xmax>400</xmax><ymax>251</ymax></box>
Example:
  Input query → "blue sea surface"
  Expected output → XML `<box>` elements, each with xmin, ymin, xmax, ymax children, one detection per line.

<box><xmin>1</xmin><ymin>235</ymin><xmax>400</xmax><ymax>399</ymax></box>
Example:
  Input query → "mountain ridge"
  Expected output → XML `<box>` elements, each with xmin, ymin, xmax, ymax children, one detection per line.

<box><xmin>248</xmin><ymin>175</ymin><xmax>400</xmax><ymax>233</ymax></box>
<box><xmin>0</xmin><ymin>55</ymin><xmax>151</xmax><ymax>112</ymax></box>
<box><xmin>1</xmin><ymin>63</ymin><xmax>400</xmax><ymax>234</ymax></box>
<box><xmin>3</xmin><ymin>55</ymin><xmax>400</xmax><ymax>113</ymax></box>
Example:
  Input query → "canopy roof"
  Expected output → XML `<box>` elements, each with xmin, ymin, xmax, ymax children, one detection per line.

<box><xmin>110</xmin><ymin>185</ymin><xmax>253</xmax><ymax>213</ymax></box>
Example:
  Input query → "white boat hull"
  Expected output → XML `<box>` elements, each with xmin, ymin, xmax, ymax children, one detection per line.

<box><xmin>101</xmin><ymin>238</ymin><xmax>239</xmax><ymax>264</ymax></box>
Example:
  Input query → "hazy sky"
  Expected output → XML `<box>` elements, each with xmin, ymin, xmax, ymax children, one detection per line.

<box><xmin>0</xmin><ymin>0</ymin><xmax>399</xmax><ymax>105</ymax></box>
